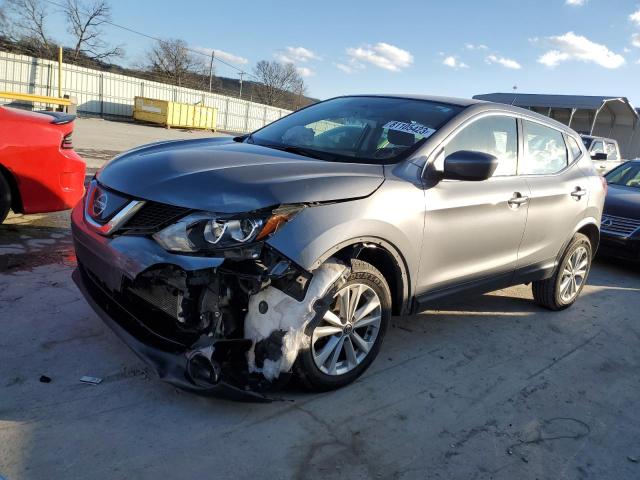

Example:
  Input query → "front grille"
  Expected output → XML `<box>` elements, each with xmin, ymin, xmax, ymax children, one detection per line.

<box><xmin>120</xmin><ymin>201</ymin><xmax>191</xmax><ymax>234</ymax></box>
<box><xmin>601</xmin><ymin>214</ymin><xmax>640</xmax><ymax>237</ymax></box>
<box><xmin>78</xmin><ymin>264</ymin><xmax>192</xmax><ymax>351</ymax></box>
<box><xmin>127</xmin><ymin>284</ymin><xmax>180</xmax><ymax>320</ymax></box>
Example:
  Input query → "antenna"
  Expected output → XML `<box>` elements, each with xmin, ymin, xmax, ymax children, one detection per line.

<box><xmin>511</xmin><ymin>85</ymin><xmax>518</xmax><ymax>106</ymax></box>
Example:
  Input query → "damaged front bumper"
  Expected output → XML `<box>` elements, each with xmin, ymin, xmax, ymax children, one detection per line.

<box><xmin>71</xmin><ymin>203</ymin><xmax>313</xmax><ymax>402</ymax></box>
<box><xmin>72</xmin><ymin>267</ymin><xmax>274</xmax><ymax>402</ymax></box>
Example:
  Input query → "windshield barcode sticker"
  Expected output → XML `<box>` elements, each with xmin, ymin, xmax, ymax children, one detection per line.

<box><xmin>383</xmin><ymin>121</ymin><xmax>436</xmax><ymax>138</ymax></box>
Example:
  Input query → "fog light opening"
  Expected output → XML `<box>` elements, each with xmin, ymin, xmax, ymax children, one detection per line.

<box><xmin>186</xmin><ymin>352</ymin><xmax>221</xmax><ymax>387</ymax></box>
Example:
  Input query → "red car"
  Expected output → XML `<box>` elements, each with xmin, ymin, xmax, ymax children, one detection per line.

<box><xmin>0</xmin><ymin>106</ymin><xmax>86</xmax><ymax>223</ymax></box>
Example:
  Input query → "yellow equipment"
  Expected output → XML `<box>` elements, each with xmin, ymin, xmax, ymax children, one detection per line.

<box><xmin>133</xmin><ymin>96</ymin><xmax>217</xmax><ymax>131</ymax></box>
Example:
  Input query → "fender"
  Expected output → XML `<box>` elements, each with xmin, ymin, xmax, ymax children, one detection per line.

<box><xmin>310</xmin><ymin>235</ymin><xmax>412</xmax><ymax>315</ymax></box>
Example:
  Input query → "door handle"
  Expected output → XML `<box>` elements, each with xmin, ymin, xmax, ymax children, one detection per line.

<box><xmin>571</xmin><ymin>188</ymin><xmax>588</xmax><ymax>199</ymax></box>
<box><xmin>508</xmin><ymin>193</ymin><xmax>529</xmax><ymax>207</ymax></box>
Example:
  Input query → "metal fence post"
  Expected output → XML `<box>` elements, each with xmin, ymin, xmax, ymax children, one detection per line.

<box><xmin>46</xmin><ymin>63</ymin><xmax>52</xmax><ymax>97</ymax></box>
<box><xmin>224</xmin><ymin>97</ymin><xmax>230</xmax><ymax>131</ymax></box>
<box><xmin>244</xmin><ymin>101</ymin><xmax>250</xmax><ymax>133</ymax></box>
<box><xmin>99</xmin><ymin>73</ymin><xmax>104</xmax><ymax>117</ymax></box>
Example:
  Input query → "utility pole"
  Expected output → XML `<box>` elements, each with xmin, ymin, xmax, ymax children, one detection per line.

<box><xmin>208</xmin><ymin>50</ymin><xmax>215</xmax><ymax>93</ymax></box>
<box><xmin>238</xmin><ymin>72</ymin><xmax>244</xmax><ymax>99</ymax></box>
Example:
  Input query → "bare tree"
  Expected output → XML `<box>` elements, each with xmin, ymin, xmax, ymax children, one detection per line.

<box><xmin>64</xmin><ymin>0</ymin><xmax>122</xmax><ymax>61</ymax></box>
<box><xmin>145</xmin><ymin>38</ymin><xmax>200</xmax><ymax>87</ymax></box>
<box><xmin>3</xmin><ymin>0</ymin><xmax>53</xmax><ymax>55</ymax></box>
<box><xmin>252</xmin><ymin>60</ymin><xmax>306</xmax><ymax>107</ymax></box>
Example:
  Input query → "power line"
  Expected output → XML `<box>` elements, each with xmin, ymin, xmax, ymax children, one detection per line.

<box><xmin>40</xmin><ymin>0</ymin><xmax>260</xmax><ymax>81</ymax></box>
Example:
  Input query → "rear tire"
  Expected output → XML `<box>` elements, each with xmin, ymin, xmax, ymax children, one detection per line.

<box><xmin>0</xmin><ymin>172</ymin><xmax>12</xmax><ymax>224</ymax></box>
<box><xmin>532</xmin><ymin>233</ymin><xmax>592</xmax><ymax>311</ymax></box>
<box><xmin>295</xmin><ymin>259</ymin><xmax>391</xmax><ymax>391</ymax></box>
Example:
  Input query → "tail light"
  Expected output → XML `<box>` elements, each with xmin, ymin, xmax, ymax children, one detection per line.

<box><xmin>599</xmin><ymin>176</ymin><xmax>608</xmax><ymax>195</ymax></box>
<box><xmin>62</xmin><ymin>132</ymin><xmax>73</xmax><ymax>149</ymax></box>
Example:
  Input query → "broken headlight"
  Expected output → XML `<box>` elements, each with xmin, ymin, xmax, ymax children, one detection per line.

<box><xmin>152</xmin><ymin>206</ymin><xmax>303</xmax><ymax>253</ymax></box>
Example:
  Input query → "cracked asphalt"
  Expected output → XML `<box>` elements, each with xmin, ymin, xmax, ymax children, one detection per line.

<box><xmin>1</xmin><ymin>119</ymin><xmax>640</xmax><ymax>480</ymax></box>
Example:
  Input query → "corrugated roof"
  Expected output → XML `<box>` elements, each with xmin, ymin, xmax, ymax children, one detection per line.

<box><xmin>473</xmin><ymin>93</ymin><xmax>636</xmax><ymax>113</ymax></box>
<box><xmin>343</xmin><ymin>94</ymin><xmax>481</xmax><ymax>107</ymax></box>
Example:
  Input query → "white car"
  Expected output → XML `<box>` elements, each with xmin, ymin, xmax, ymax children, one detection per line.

<box><xmin>581</xmin><ymin>134</ymin><xmax>624</xmax><ymax>174</ymax></box>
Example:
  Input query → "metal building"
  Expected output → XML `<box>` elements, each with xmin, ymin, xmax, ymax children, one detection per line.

<box><xmin>473</xmin><ymin>93</ymin><xmax>640</xmax><ymax>159</ymax></box>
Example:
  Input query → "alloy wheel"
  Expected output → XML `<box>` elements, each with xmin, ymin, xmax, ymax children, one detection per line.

<box><xmin>559</xmin><ymin>246</ymin><xmax>589</xmax><ymax>302</ymax></box>
<box><xmin>311</xmin><ymin>283</ymin><xmax>382</xmax><ymax>376</ymax></box>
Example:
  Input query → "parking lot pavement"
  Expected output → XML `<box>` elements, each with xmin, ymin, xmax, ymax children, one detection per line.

<box><xmin>1</xmin><ymin>216</ymin><xmax>639</xmax><ymax>480</ymax></box>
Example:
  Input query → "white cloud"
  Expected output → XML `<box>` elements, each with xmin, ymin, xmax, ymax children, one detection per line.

<box><xmin>538</xmin><ymin>50</ymin><xmax>571</xmax><ymax>67</ymax></box>
<box><xmin>537</xmin><ymin>32</ymin><xmax>625</xmax><ymax>69</ymax></box>
<box><xmin>274</xmin><ymin>46</ymin><xmax>320</xmax><ymax>64</ymax></box>
<box><xmin>335</xmin><ymin>62</ymin><xmax>355</xmax><ymax>74</ymax></box>
<box><xmin>566</xmin><ymin>0</ymin><xmax>586</xmax><ymax>6</ymax></box>
<box><xmin>442</xmin><ymin>55</ymin><xmax>469</xmax><ymax>69</ymax></box>
<box><xmin>630</xmin><ymin>9</ymin><xmax>640</xmax><ymax>25</ymax></box>
<box><xmin>194</xmin><ymin>47</ymin><xmax>248</xmax><ymax>65</ymax></box>
<box><xmin>465</xmin><ymin>43</ymin><xmax>488</xmax><ymax>50</ymax></box>
<box><xmin>633</xmin><ymin>33</ymin><xmax>640</xmax><ymax>48</ymax></box>
<box><xmin>296</xmin><ymin>66</ymin><xmax>314</xmax><ymax>77</ymax></box>
<box><xmin>485</xmin><ymin>54</ymin><xmax>522</xmax><ymax>69</ymax></box>
<box><xmin>346</xmin><ymin>42</ymin><xmax>413</xmax><ymax>72</ymax></box>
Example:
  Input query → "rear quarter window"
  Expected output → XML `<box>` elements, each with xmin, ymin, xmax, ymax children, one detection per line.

<box><xmin>567</xmin><ymin>136</ymin><xmax>583</xmax><ymax>161</ymax></box>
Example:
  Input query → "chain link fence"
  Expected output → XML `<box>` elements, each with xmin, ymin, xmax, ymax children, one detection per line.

<box><xmin>0</xmin><ymin>51</ymin><xmax>291</xmax><ymax>132</ymax></box>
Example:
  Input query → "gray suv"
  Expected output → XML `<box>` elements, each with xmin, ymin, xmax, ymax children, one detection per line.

<box><xmin>72</xmin><ymin>95</ymin><xmax>605</xmax><ymax>401</ymax></box>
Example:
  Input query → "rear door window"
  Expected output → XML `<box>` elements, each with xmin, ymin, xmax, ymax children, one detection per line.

<box><xmin>520</xmin><ymin>121</ymin><xmax>568</xmax><ymax>175</ymax></box>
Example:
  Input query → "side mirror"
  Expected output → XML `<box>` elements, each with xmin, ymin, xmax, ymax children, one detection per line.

<box><xmin>591</xmin><ymin>152</ymin><xmax>608</xmax><ymax>160</ymax></box>
<box><xmin>442</xmin><ymin>151</ymin><xmax>499</xmax><ymax>181</ymax></box>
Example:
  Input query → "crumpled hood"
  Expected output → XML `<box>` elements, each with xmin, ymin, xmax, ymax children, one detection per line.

<box><xmin>603</xmin><ymin>185</ymin><xmax>640</xmax><ymax>220</ymax></box>
<box><xmin>97</xmin><ymin>138</ymin><xmax>384</xmax><ymax>213</ymax></box>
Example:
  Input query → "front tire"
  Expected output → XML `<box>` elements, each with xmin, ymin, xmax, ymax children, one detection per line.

<box><xmin>295</xmin><ymin>259</ymin><xmax>391</xmax><ymax>391</ymax></box>
<box><xmin>532</xmin><ymin>233</ymin><xmax>592</xmax><ymax>311</ymax></box>
<box><xmin>0</xmin><ymin>172</ymin><xmax>12</xmax><ymax>224</ymax></box>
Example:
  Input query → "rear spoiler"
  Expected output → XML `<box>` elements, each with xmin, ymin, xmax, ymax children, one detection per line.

<box><xmin>37</xmin><ymin>111</ymin><xmax>76</xmax><ymax>125</ymax></box>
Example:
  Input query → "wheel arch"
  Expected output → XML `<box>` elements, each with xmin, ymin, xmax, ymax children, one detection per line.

<box><xmin>310</xmin><ymin>237</ymin><xmax>411</xmax><ymax>316</ymax></box>
<box><xmin>551</xmin><ymin>218</ymin><xmax>600</xmax><ymax>272</ymax></box>
<box><xmin>0</xmin><ymin>164</ymin><xmax>23</xmax><ymax>213</ymax></box>
<box><xmin>576</xmin><ymin>221</ymin><xmax>600</xmax><ymax>256</ymax></box>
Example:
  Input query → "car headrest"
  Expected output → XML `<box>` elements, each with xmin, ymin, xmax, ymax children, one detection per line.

<box><xmin>387</xmin><ymin>129</ymin><xmax>415</xmax><ymax>146</ymax></box>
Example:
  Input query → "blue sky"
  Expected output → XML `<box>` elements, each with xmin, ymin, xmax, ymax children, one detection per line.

<box><xmin>44</xmin><ymin>0</ymin><xmax>640</xmax><ymax>104</ymax></box>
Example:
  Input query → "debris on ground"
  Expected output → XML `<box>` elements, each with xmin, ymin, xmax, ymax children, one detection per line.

<box><xmin>39</xmin><ymin>375</ymin><xmax>52</xmax><ymax>383</ymax></box>
<box><xmin>80</xmin><ymin>376</ymin><xmax>103</xmax><ymax>385</ymax></box>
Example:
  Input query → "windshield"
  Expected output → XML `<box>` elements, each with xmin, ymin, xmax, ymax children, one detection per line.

<box><xmin>249</xmin><ymin>96</ymin><xmax>463</xmax><ymax>164</ymax></box>
<box><xmin>606</xmin><ymin>162</ymin><xmax>640</xmax><ymax>188</ymax></box>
